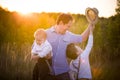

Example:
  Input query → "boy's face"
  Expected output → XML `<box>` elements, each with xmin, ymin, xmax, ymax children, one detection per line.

<box><xmin>35</xmin><ymin>35</ymin><xmax>45</xmax><ymax>45</ymax></box>
<box><xmin>75</xmin><ymin>45</ymin><xmax>83</xmax><ymax>56</ymax></box>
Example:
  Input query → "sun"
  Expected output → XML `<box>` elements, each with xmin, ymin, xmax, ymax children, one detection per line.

<box><xmin>0</xmin><ymin>0</ymin><xmax>39</xmax><ymax>15</ymax></box>
<box><xmin>0</xmin><ymin>0</ymin><xmax>117</xmax><ymax>17</ymax></box>
<box><xmin>16</xmin><ymin>9</ymin><xmax>33</xmax><ymax>15</ymax></box>
<box><xmin>8</xmin><ymin>7</ymin><xmax>33</xmax><ymax>15</ymax></box>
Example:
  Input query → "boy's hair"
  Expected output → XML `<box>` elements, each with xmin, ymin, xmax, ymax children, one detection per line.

<box><xmin>56</xmin><ymin>13</ymin><xmax>73</xmax><ymax>25</ymax></box>
<box><xmin>34</xmin><ymin>28</ymin><xmax>47</xmax><ymax>39</ymax></box>
<box><xmin>66</xmin><ymin>43</ymin><xmax>78</xmax><ymax>60</ymax></box>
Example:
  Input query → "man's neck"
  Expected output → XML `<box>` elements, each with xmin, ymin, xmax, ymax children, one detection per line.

<box><xmin>54</xmin><ymin>25</ymin><xmax>59</xmax><ymax>34</ymax></box>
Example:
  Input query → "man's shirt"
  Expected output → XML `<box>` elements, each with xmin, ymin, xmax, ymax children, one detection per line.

<box><xmin>46</xmin><ymin>27</ymin><xmax>82</xmax><ymax>75</ymax></box>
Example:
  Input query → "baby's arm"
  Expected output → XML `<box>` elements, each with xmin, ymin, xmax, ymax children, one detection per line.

<box><xmin>31</xmin><ymin>41</ymin><xmax>39</xmax><ymax>60</ymax></box>
<box><xmin>31</xmin><ymin>49</ymin><xmax>40</xmax><ymax>60</ymax></box>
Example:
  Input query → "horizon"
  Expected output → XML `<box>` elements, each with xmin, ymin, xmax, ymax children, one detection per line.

<box><xmin>0</xmin><ymin>0</ymin><xmax>117</xmax><ymax>18</ymax></box>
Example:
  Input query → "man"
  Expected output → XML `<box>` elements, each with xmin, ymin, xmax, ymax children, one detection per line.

<box><xmin>46</xmin><ymin>13</ymin><xmax>93</xmax><ymax>80</ymax></box>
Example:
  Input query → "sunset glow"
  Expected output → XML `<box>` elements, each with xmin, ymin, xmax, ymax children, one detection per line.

<box><xmin>0</xmin><ymin>0</ymin><xmax>117</xmax><ymax>17</ymax></box>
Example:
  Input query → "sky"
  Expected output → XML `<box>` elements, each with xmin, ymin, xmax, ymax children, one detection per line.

<box><xmin>0</xmin><ymin>0</ymin><xmax>117</xmax><ymax>18</ymax></box>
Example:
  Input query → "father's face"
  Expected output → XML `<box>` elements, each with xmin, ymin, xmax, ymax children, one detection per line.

<box><xmin>59</xmin><ymin>20</ymin><xmax>73</xmax><ymax>34</ymax></box>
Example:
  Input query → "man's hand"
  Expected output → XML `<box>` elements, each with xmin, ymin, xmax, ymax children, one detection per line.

<box><xmin>45</xmin><ymin>52</ymin><xmax>52</xmax><ymax>59</ymax></box>
<box><xmin>89</xmin><ymin>23</ymin><xmax>95</xmax><ymax>32</ymax></box>
<box><xmin>31</xmin><ymin>54</ymin><xmax>39</xmax><ymax>61</ymax></box>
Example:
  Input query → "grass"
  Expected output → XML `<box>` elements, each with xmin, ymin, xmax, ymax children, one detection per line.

<box><xmin>0</xmin><ymin>42</ymin><xmax>120</xmax><ymax>80</ymax></box>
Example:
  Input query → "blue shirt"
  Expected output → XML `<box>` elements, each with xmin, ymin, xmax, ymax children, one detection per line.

<box><xmin>46</xmin><ymin>26</ymin><xmax>82</xmax><ymax>75</ymax></box>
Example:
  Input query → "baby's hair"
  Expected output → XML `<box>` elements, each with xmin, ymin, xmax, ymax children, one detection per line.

<box><xmin>34</xmin><ymin>28</ymin><xmax>47</xmax><ymax>39</ymax></box>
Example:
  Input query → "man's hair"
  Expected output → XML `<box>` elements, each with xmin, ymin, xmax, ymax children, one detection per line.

<box><xmin>34</xmin><ymin>28</ymin><xmax>47</xmax><ymax>39</ymax></box>
<box><xmin>56</xmin><ymin>13</ymin><xmax>73</xmax><ymax>25</ymax></box>
<box><xmin>66</xmin><ymin>43</ymin><xmax>78</xmax><ymax>60</ymax></box>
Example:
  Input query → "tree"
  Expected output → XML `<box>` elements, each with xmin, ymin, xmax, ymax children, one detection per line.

<box><xmin>116</xmin><ymin>0</ymin><xmax>120</xmax><ymax>14</ymax></box>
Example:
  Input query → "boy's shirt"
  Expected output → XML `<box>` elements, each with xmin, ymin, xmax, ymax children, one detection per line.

<box><xmin>31</xmin><ymin>40</ymin><xmax>52</xmax><ymax>58</ymax></box>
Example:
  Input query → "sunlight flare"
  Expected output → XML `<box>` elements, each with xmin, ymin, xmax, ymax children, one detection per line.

<box><xmin>0</xmin><ymin>0</ymin><xmax>117</xmax><ymax>17</ymax></box>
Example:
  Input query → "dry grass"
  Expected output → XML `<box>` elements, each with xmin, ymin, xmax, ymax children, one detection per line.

<box><xmin>0</xmin><ymin>42</ymin><xmax>119</xmax><ymax>80</ymax></box>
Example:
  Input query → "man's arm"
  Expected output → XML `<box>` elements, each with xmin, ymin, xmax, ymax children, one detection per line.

<box><xmin>81</xmin><ymin>25</ymin><xmax>93</xmax><ymax>57</ymax></box>
<box><xmin>81</xmin><ymin>23</ymin><xmax>93</xmax><ymax>42</ymax></box>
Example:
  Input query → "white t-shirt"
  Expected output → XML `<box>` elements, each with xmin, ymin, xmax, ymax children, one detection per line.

<box><xmin>31</xmin><ymin>40</ymin><xmax>52</xmax><ymax>58</ymax></box>
<box><xmin>69</xmin><ymin>34</ymin><xmax>93</xmax><ymax>80</ymax></box>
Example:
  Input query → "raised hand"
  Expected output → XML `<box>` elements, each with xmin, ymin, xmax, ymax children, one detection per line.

<box><xmin>85</xmin><ymin>7</ymin><xmax>99</xmax><ymax>25</ymax></box>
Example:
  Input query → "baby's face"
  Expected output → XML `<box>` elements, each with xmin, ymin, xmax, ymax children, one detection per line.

<box><xmin>75</xmin><ymin>45</ymin><xmax>83</xmax><ymax>55</ymax></box>
<box><xmin>35</xmin><ymin>36</ymin><xmax>45</xmax><ymax>45</ymax></box>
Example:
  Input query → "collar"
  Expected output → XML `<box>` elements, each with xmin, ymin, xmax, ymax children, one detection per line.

<box><xmin>50</xmin><ymin>26</ymin><xmax>68</xmax><ymax>35</ymax></box>
<box><xmin>49</xmin><ymin>26</ymin><xmax>70</xmax><ymax>42</ymax></box>
<box><xmin>50</xmin><ymin>26</ymin><xmax>56</xmax><ymax>32</ymax></box>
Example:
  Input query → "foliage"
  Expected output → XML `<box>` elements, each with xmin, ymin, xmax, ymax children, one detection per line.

<box><xmin>116</xmin><ymin>0</ymin><xmax>120</xmax><ymax>14</ymax></box>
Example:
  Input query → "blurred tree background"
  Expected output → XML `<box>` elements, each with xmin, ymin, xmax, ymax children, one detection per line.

<box><xmin>0</xmin><ymin>0</ymin><xmax>120</xmax><ymax>80</ymax></box>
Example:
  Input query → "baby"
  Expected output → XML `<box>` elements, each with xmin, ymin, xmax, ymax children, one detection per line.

<box><xmin>31</xmin><ymin>28</ymin><xmax>52</xmax><ymax>80</ymax></box>
<box><xmin>31</xmin><ymin>28</ymin><xmax>52</xmax><ymax>59</ymax></box>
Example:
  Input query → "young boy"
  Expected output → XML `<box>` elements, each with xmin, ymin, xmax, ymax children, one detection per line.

<box><xmin>66</xmin><ymin>27</ymin><xmax>93</xmax><ymax>80</ymax></box>
<box><xmin>31</xmin><ymin>28</ymin><xmax>52</xmax><ymax>80</ymax></box>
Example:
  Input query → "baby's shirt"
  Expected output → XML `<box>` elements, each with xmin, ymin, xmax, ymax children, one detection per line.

<box><xmin>31</xmin><ymin>40</ymin><xmax>52</xmax><ymax>58</ymax></box>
